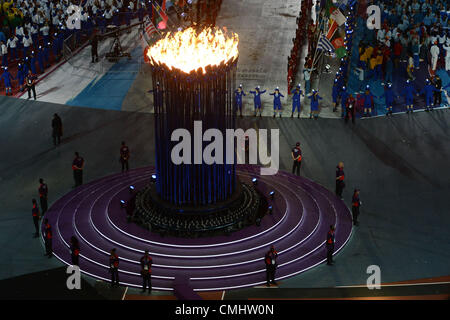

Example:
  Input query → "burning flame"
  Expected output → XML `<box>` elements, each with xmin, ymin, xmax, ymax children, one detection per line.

<box><xmin>147</xmin><ymin>27</ymin><xmax>239</xmax><ymax>74</ymax></box>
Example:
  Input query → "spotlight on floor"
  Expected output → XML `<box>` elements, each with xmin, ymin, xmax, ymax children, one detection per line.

<box><xmin>120</xmin><ymin>200</ymin><xmax>126</xmax><ymax>208</ymax></box>
<box><xmin>270</xmin><ymin>191</ymin><xmax>275</xmax><ymax>199</ymax></box>
<box><xmin>252</xmin><ymin>178</ymin><xmax>257</xmax><ymax>186</ymax></box>
<box><xmin>129</xmin><ymin>185</ymin><xmax>135</xmax><ymax>193</ymax></box>
<box><xmin>268</xmin><ymin>205</ymin><xmax>273</xmax><ymax>215</ymax></box>
<box><xmin>151</xmin><ymin>174</ymin><xmax>157</xmax><ymax>183</ymax></box>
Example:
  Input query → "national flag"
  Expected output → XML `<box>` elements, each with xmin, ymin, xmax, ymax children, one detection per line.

<box><xmin>326</xmin><ymin>20</ymin><xmax>338</xmax><ymax>39</ymax></box>
<box><xmin>330</xmin><ymin>8</ymin><xmax>346</xmax><ymax>26</ymax></box>
<box><xmin>323</xmin><ymin>0</ymin><xmax>336</xmax><ymax>17</ymax></box>
<box><xmin>153</xmin><ymin>0</ymin><xmax>169</xmax><ymax>30</ymax></box>
<box><xmin>335</xmin><ymin>47</ymin><xmax>347</xmax><ymax>58</ymax></box>
<box><xmin>332</xmin><ymin>37</ymin><xmax>345</xmax><ymax>49</ymax></box>
<box><xmin>144</xmin><ymin>16</ymin><xmax>157</xmax><ymax>36</ymax></box>
<box><xmin>317</xmin><ymin>34</ymin><xmax>335</xmax><ymax>52</ymax></box>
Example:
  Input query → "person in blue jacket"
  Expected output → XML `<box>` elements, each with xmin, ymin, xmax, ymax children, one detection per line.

<box><xmin>380</xmin><ymin>82</ymin><xmax>395</xmax><ymax>116</ymax></box>
<box><xmin>44</xmin><ymin>42</ymin><xmax>51</xmax><ymax>68</ymax></box>
<box><xmin>52</xmin><ymin>32</ymin><xmax>59</xmax><ymax>59</ymax></box>
<box><xmin>270</xmin><ymin>87</ymin><xmax>284</xmax><ymax>118</ymax></box>
<box><xmin>338</xmin><ymin>86</ymin><xmax>349</xmax><ymax>118</ymax></box>
<box><xmin>37</xmin><ymin>46</ymin><xmax>45</xmax><ymax>72</ymax></box>
<box><xmin>362</xmin><ymin>85</ymin><xmax>377</xmax><ymax>117</ymax></box>
<box><xmin>30</xmin><ymin>51</ymin><xmax>38</xmax><ymax>74</ymax></box>
<box><xmin>308</xmin><ymin>89</ymin><xmax>322</xmax><ymax>119</ymax></box>
<box><xmin>291</xmin><ymin>84</ymin><xmax>304</xmax><ymax>118</ymax></box>
<box><xmin>332</xmin><ymin>78</ymin><xmax>340</xmax><ymax>112</ymax></box>
<box><xmin>249</xmin><ymin>86</ymin><xmax>266</xmax><ymax>117</ymax></box>
<box><xmin>234</xmin><ymin>84</ymin><xmax>246</xmax><ymax>117</ymax></box>
<box><xmin>17</xmin><ymin>62</ymin><xmax>26</xmax><ymax>91</ymax></box>
<box><xmin>401</xmin><ymin>79</ymin><xmax>417</xmax><ymax>113</ymax></box>
<box><xmin>419</xmin><ymin>78</ymin><xmax>439</xmax><ymax>111</ymax></box>
<box><xmin>0</xmin><ymin>67</ymin><xmax>13</xmax><ymax>95</ymax></box>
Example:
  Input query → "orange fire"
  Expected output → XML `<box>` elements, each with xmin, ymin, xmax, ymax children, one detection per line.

<box><xmin>146</xmin><ymin>27</ymin><xmax>239</xmax><ymax>74</ymax></box>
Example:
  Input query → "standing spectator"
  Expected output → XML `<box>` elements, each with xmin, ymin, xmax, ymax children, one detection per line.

<box><xmin>430</xmin><ymin>40</ymin><xmax>440</xmax><ymax>73</ymax></box>
<box><xmin>264</xmin><ymin>245</ymin><xmax>278</xmax><ymax>286</ymax></box>
<box><xmin>7</xmin><ymin>34</ymin><xmax>19</xmax><ymax>61</ymax></box>
<box><xmin>52</xmin><ymin>113</ymin><xmax>63</xmax><ymax>146</ymax></box>
<box><xmin>31</xmin><ymin>198</ymin><xmax>41</xmax><ymax>238</ymax></box>
<box><xmin>291</xmin><ymin>142</ymin><xmax>302</xmax><ymax>176</ymax></box>
<box><xmin>140</xmin><ymin>250</ymin><xmax>153</xmax><ymax>293</ymax></box>
<box><xmin>1</xmin><ymin>40</ymin><xmax>7</xmax><ymax>67</ymax></box>
<box><xmin>43</xmin><ymin>218</ymin><xmax>53</xmax><ymax>257</ymax></box>
<box><xmin>70</xmin><ymin>236</ymin><xmax>80</xmax><ymax>266</ymax></box>
<box><xmin>109</xmin><ymin>248</ymin><xmax>120</xmax><ymax>287</ymax></box>
<box><xmin>335</xmin><ymin>162</ymin><xmax>345</xmax><ymax>199</ymax></box>
<box><xmin>72</xmin><ymin>152</ymin><xmax>85</xmax><ymax>187</ymax></box>
<box><xmin>90</xmin><ymin>32</ymin><xmax>99</xmax><ymax>63</ymax></box>
<box><xmin>326</xmin><ymin>225</ymin><xmax>335</xmax><ymax>266</ymax></box>
<box><xmin>25</xmin><ymin>70</ymin><xmax>37</xmax><ymax>100</ymax></box>
<box><xmin>38</xmin><ymin>178</ymin><xmax>48</xmax><ymax>214</ymax></box>
<box><xmin>351</xmin><ymin>189</ymin><xmax>361</xmax><ymax>226</ymax></box>
<box><xmin>120</xmin><ymin>141</ymin><xmax>130</xmax><ymax>173</ymax></box>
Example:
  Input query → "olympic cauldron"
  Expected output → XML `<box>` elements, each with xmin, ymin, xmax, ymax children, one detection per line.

<box><xmin>134</xmin><ymin>27</ymin><xmax>266</xmax><ymax>237</ymax></box>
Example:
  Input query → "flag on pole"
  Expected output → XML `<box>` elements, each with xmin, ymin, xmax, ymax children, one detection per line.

<box><xmin>335</xmin><ymin>46</ymin><xmax>347</xmax><ymax>58</ymax></box>
<box><xmin>326</xmin><ymin>20</ymin><xmax>338</xmax><ymax>39</ymax></box>
<box><xmin>153</xmin><ymin>0</ymin><xmax>169</xmax><ymax>30</ymax></box>
<box><xmin>317</xmin><ymin>34</ymin><xmax>335</xmax><ymax>52</ymax></box>
<box><xmin>332</xmin><ymin>37</ymin><xmax>345</xmax><ymax>49</ymax></box>
<box><xmin>330</xmin><ymin>8</ymin><xmax>347</xmax><ymax>26</ymax></box>
<box><xmin>141</xmin><ymin>16</ymin><xmax>159</xmax><ymax>49</ymax></box>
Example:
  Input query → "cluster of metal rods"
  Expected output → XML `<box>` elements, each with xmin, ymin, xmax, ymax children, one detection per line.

<box><xmin>150</xmin><ymin>59</ymin><xmax>238</xmax><ymax>206</ymax></box>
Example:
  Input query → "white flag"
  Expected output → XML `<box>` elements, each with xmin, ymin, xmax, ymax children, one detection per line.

<box><xmin>330</xmin><ymin>9</ymin><xmax>347</xmax><ymax>26</ymax></box>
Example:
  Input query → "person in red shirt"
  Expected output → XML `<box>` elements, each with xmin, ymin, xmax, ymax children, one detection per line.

<box><xmin>43</xmin><ymin>218</ymin><xmax>52</xmax><ymax>257</ymax></box>
<box><xmin>109</xmin><ymin>248</ymin><xmax>120</xmax><ymax>287</ymax></box>
<box><xmin>38</xmin><ymin>178</ymin><xmax>48</xmax><ymax>214</ymax></box>
<box><xmin>140</xmin><ymin>250</ymin><xmax>153</xmax><ymax>293</ymax></box>
<box><xmin>264</xmin><ymin>245</ymin><xmax>278</xmax><ymax>286</ymax></box>
<box><xmin>393</xmin><ymin>40</ymin><xmax>402</xmax><ymax>69</ymax></box>
<box><xmin>326</xmin><ymin>225</ymin><xmax>336</xmax><ymax>265</ymax></box>
<box><xmin>345</xmin><ymin>94</ymin><xmax>356</xmax><ymax>124</ymax></box>
<box><xmin>352</xmin><ymin>189</ymin><xmax>361</xmax><ymax>226</ymax></box>
<box><xmin>72</xmin><ymin>152</ymin><xmax>85</xmax><ymax>187</ymax></box>
<box><xmin>31</xmin><ymin>199</ymin><xmax>40</xmax><ymax>238</ymax></box>
<box><xmin>335</xmin><ymin>162</ymin><xmax>345</xmax><ymax>199</ymax></box>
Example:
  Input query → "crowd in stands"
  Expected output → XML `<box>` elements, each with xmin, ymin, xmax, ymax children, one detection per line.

<box><xmin>0</xmin><ymin>0</ymin><xmax>171</xmax><ymax>96</ymax></box>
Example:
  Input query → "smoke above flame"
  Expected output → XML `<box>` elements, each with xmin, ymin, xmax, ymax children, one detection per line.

<box><xmin>146</xmin><ymin>27</ymin><xmax>239</xmax><ymax>74</ymax></box>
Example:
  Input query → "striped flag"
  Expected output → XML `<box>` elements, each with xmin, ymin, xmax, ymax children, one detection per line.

<box><xmin>141</xmin><ymin>16</ymin><xmax>159</xmax><ymax>49</ymax></box>
<box><xmin>326</xmin><ymin>19</ymin><xmax>338</xmax><ymax>39</ymax></box>
<box><xmin>317</xmin><ymin>34</ymin><xmax>335</xmax><ymax>52</ymax></box>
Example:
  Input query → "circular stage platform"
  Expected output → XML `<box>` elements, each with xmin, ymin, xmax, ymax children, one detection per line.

<box><xmin>43</xmin><ymin>165</ymin><xmax>353</xmax><ymax>291</ymax></box>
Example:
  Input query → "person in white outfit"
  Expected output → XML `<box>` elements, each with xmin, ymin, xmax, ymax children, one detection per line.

<box><xmin>443</xmin><ymin>39</ymin><xmax>450</xmax><ymax>71</ymax></box>
<box><xmin>430</xmin><ymin>41</ymin><xmax>440</xmax><ymax>71</ymax></box>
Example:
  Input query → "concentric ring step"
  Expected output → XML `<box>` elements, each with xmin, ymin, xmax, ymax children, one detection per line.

<box><xmin>43</xmin><ymin>165</ymin><xmax>352</xmax><ymax>291</ymax></box>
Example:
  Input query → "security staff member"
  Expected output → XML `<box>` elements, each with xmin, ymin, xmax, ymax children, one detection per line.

<box><xmin>140</xmin><ymin>250</ymin><xmax>153</xmax><ymax>293</ymax></box>
<box><xmin>264</xmin><ymin>245</ymin><xmax>278</xmax><ymax>286</ymax></box>
<box><xmin>109</xmin><ymin>248</ymin><xmax>120</xmax><ymax>287</ymax></box>
<box><xmin>38</xmin><ymin>178</ymin><xmax>48</xmax><ymax>214</ymax></box>
<box><xmin>52</xmin><ymin>113</ymin><xmax>63</xmax><ymax>146</ymax></box>
<box><xmin>72</xmin><ymin>152</ymin><xmax>85</xmax><ymax>187</ymax></box>
<box><xmin>326</xmin><ymin>225</ymin><xmax>335</xmax><ymax>265</ymax></box>
<box><xmin>120</xmin><ymin>141</ymin><xmax>130</xmax><ymax>173</ymax></box>
<box><xmin>291</xmin><ymin>142</ymin><xmax>302</xmax><ymax>176</ymax></box>
<box><xmin>25</xmin><ymin>70</ymin><xmax>37</xmax><ymax>100</ymax></box>
<box><xmin>43</xmin><ymin>218</ymin><xmax>52</xmax><ymax>257</ymax></box>
<box><xmin>433</xmin><ymin>75</ymin><xmax>442</xmax><ymax>107</ymax></box>
<box><xmin>352</xmin><ymin>189</ymin><xmax>361</xmax><ymax>226</ymax></box>
<box><xmin>70</xmin><ymin>236</ymin><xmax>80</xmax><ymax>266</ymax></box>
<box><xmin>335</xmin><ymin>162</ymin><xmax>345</xmax><ymax>199</ymax></box>
<box><xmin>31</xmin><ymin>199</ymin><xmax>40</xmax><ymax>238</ymax></box>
